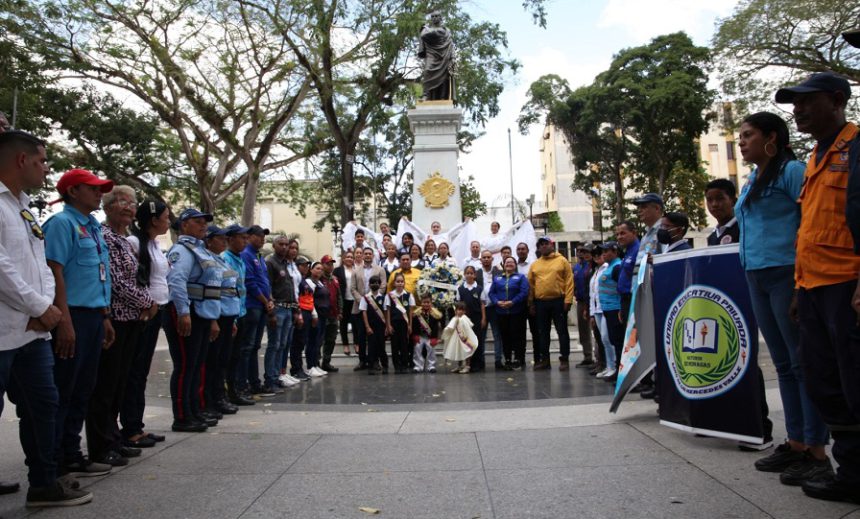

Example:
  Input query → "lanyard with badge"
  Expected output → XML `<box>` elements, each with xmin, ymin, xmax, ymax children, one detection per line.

<box><xmin>94</xmin><ymin>226</ymin><xmax>106</xmax><ymax>281</ymax></box>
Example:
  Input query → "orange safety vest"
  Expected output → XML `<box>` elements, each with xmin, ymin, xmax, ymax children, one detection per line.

<box><xmin>795</xmin><ymin>123</ymin><xmax>860</xmax><ymax>289</ymax></box>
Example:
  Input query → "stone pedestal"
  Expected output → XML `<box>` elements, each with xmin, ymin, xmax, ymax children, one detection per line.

<box><xmin>407</xmin><ymin>101</ymin><xmax>463</xmax><ymax>229</ymax></box>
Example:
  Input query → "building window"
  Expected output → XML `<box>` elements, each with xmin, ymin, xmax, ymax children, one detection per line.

<box><xmin>726</xmin><ymin>141</ymin><xmax>736</xmax><ymax>161</ymax></box>
<box><xmin>708</xmin><ymin>144</ymin><xmax>718</xmax><ymax>152</ymax></box>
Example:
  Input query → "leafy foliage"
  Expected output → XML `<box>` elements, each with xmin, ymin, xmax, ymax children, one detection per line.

<box><xmin>519</xmin><ymin>32</ymin><xmax>715</xmax><ymax>227</ymax></box>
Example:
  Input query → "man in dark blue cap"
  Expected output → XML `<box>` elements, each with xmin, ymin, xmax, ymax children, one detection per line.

<box><xmin>775</xmin><ymin>70</ymin><xmax>860</xmax><ymax>503</ymax></box>
<box><xmin>629</xmin><ymin>193</ymin><xmax>664</xmax><ymax>396</ymax></box>
<box><xmin>164</xmin><ymin>208</ymin><xmax>223</xmax><ymax>432</ymax></box>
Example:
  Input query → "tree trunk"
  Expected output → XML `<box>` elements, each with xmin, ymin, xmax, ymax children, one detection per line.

<box><xmin>241</xmin><ymin>168</ymin><xmax>260</xmax><ymax>226</ymax></box>
<box><xmin>339</xmin><ymin>146</ymin><xmax>356</xmax><ymax>225</ymax></box>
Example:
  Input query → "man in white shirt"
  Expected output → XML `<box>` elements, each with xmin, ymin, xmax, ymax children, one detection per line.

<box><xmin>0</xmin><ymin>130</ymin><xmax>91</xmax><ymax>506</ymax></box>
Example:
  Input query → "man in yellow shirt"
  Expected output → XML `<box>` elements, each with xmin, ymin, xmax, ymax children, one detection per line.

<box><xmin>528</xmin><ymin>236</ymin><xmax>574</xmax><ymax>371</ymax></box>
<box><xmin>387</xmin><ymin>252</ymin><xmax>421</xmax><ymax>296</ymax></box>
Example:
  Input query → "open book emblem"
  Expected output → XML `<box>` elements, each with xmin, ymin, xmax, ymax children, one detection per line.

<box><xmin>682</xmin><ymin>318</ymin><xmax>718</xmax><ymax>354</ymax></box>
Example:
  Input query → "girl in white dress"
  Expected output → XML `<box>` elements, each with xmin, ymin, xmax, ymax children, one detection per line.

<box><xmin>442</xmin><ymin>302</ymin><xmax>479</xmax><ymax>373</ymax></box>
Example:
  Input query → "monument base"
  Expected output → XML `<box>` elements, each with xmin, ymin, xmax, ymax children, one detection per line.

<box><xmin>407</xmin><ymin>102</ymin><xmax>463</xmax><ymax>229</ymax></box>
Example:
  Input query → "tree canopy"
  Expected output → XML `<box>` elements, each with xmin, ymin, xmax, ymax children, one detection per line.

<box><xmin>519</xmin><ymin>32</ymin><xmax>714</xmax><ymax>226</ymax></box>
<box><xmin>712</xmin><ymin>0</ymin><xmax>859</xmax><ymax>121</ymax></box>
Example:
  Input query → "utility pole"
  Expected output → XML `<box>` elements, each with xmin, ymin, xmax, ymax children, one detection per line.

<box><xmin>507</xmin><ymin>128</ymin><xmax>515</xmax><ymax>225</ymax></box>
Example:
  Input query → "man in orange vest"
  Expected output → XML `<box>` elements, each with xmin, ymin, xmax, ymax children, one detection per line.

<box><xmin>776</xmin><ymin>71</ymin><xmax>860</xmax><ymax>503</ymax></box>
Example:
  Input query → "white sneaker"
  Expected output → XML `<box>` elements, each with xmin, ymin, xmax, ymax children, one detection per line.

<box><xmin>603</xmin><ymin>368</ymin><xmax>617</xmax><ymax>378</ymax></box>
<box><xmin>595</xmin><ymin>368</ymin><xmax>610</xmax><ymax>379</ymax></box>
<box><xmin>316</xmin><ymin>366</ymin><xmax>328</xmax><ymax>375</ymax></box>
<box><xmin>309</xmin><ymin>367</ymin><xmax>326</xmax><ymax>377</ymax></box>
<box><xmin>278</xmin><ymin>375</ymin><xmax>299</xmax><ymax>387</ymax></box>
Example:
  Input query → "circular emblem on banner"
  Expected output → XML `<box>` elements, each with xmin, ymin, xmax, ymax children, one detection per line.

<box><xmin>664</xmin><ymin>284</ymin><xmax>750</xmax><ymax>400</ymax></box>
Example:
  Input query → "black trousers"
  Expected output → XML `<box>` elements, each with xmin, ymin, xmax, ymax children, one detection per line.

<box><xmin>121</xmin><ymin>308</ymin><xmax>163</xmax><ymax>439</ymax></box>
<box><xmin>87</xmin><ymin>319</ymin><xmax>144</xmax><ymax>460</ymax></box>
<box><xmin>527</xmin><ymin>312</ymin><xmax>538</xmax><ymax>362</ymax></box>
<box><xmin>352</xmin><ymin>313</ymin><xmax>368</xmax><ymax>365</ymax></box>
<box><xmin>164</xmin><ymin>305</ymin><xmax>210</xmax><ymax>422</ymax></box>
<box><xmin>204</xmin><ymin>315</ymin><xmax>235</xmax><ymax>409</ymax></box>
<box><xmin>498</xmin><ymin>311</ymin><xmax>526</xmax><ymax>364</ymax></box>
<box><xmin>340</xmin><ymin>300</ymin><xmax>354</xmax><ymax>344</ymax></box>
<box><xmin>592</xmin><ymin>315</ymin><xmax>606</xmax><ymax>367</ymax></box>
<box><xmin>469</xmin><ymin>310</ymin><xmax>486</xmax><ymax>371</ymax></box>
<box><xmin>390</xmin><ymin>320</ymin><xmax>409</xmax><ymax>370</ymax></box>
<box><xmin>535</xmin><ymin>297</ymin><xmax>571</xmax><ymax>362</ymax></box>
<box><xmin>366</xmin><ymin>322</ymin><xmax>387</xmax><ymax>367</ymax></box>
<box><xmin>798</xmin><ymin>281</ymin><xmax>860</xmax><ymax>485</ymax></box>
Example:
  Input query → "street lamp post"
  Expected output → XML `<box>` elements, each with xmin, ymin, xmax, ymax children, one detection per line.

<box><xmin>331</xmin><ymin>223</ymin><xmax>341</xmax><ymax>258</ymax></box>
<box><xmin>526</xmin><ymin>194</ymin><xmax>534</xmax><ymax>224</ymax></box>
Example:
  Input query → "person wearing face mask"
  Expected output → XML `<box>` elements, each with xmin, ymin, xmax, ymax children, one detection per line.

<box><xmin>657</xmin><ymin>212</ymin><xmax>692</xmax><ymax>253</ymax></box>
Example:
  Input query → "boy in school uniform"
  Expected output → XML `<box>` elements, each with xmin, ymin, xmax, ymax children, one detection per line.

<box><xmin>360</xmin><ymin>276</ymin><xmax>389</xmax><ymax>374</ymax></box>
<box><xmin>411</xmin><ymin>294</ymin><xmax>443</xmax><ymax>373</ymax></box>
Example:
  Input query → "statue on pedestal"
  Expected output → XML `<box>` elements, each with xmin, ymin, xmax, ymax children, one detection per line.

<box><xmin>418</xmin><ymin>11</ymin><xmax>455</xmax><ymax>102</ymax></box>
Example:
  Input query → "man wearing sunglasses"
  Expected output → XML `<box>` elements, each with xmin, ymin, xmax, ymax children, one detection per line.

<box><xmin>0</xmin><ymin>130</ymin><xmax>92</xmax><ymax>506</ymax></box>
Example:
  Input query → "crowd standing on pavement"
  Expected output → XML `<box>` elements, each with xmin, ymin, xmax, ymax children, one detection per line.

<box><xmin>0</xmin><ymin>66</ymin><xmax>858</xmax><ymax>510</ymax></box>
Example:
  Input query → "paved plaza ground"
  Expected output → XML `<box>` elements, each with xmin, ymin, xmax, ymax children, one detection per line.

<box><xmin>1</xmin><ymin>330</ymin><xmax>858</xmax><ymax>518</ymax></box>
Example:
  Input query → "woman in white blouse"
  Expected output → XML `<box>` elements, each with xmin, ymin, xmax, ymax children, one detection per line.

<box><xmin>121</xmin><ymin>199</ymin><xmax>171</xmax><ymax>447</ymax></box>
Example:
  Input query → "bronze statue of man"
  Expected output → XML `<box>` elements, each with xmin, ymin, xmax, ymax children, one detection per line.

<box><xmin>418</xmin><ymin>11</ymin><xmax>455</xmax><ymax>101</ymax></box>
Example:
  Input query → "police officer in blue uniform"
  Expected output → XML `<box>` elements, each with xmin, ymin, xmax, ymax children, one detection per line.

<box><xmin>164</xmin><ymin>209</ymin><xmax>223</xmax><ymax>432</ymax></box>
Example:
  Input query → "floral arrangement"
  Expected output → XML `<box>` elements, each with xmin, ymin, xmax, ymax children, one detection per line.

<box><xmin>417</xmin><ymin>263</ymin><xmax>462</xmax><ymax>310</ymax></box>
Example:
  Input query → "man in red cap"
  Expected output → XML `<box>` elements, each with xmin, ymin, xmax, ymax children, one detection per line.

<box><xmin>43</xmin><ymin>168</ymin><xmax>115</xmax><ymax>481</ymax></box>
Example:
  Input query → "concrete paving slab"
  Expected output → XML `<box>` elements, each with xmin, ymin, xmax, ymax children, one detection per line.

<box><xmin>630</xmin><ymin>420</ymin><xmax>860</xmax><ymax>519</ymax></box>
<box><xmin>398</xmin><ymin>399</ymin><xmax>659</xmax><ymax>434</ymax></box>
<box><xmin>240</xmin><ymin>470</ymin><xmax>492</xmax><ymax>519</ymax></box>
<box><xmin>288</xmin><ymin>433</ymin><xmax>482</xmax><ymax>474</ymax></box>
<box><xmin>208</xmin><ymin>408</ymin><xmax>409</xmax><ymax>435</ymax></box>
<box><xmin>29</xmin><ymin>474</ymin><xmax>279</xmax><ymax>519</ymax></box>
<box><xmin>121</xmin><ymin>432</ymin><xmax>319</xmax><ymax>475</ymax></box>
<box><xmin>478</xmin><ymin>423</ymin><xmax>684</xmax><ymax>470</ymax></box>
<box><xmin>485</xmin><ymin>464</ymin><xmax>770</xmax><ymax>519</ymax></box>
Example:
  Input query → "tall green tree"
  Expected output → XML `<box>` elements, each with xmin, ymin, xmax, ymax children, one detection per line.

<box><xmin>713</xmin><ymin>0</ymin><xmax>859</xmax><ymax>117</ymax></box>
<box><xmin>0</xmin><ymin>29</ymin><xmax>182</xmax><ymax>208</ymax></box>
<box><xmin>5</xmin><ymin>0</ymin><xmax>323</xmax><ymax>223</ymax></box>
<box><xmin>519</xmin><ymin>32</ymin><xmax>714</xmax><ymax>226</ymax></box>
<box><xmin>241</xmin><ymin>0</ymin><xmax>541</xmax><ymax>224</ymax></box>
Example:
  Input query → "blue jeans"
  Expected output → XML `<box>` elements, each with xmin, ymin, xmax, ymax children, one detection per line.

<box><xmin>300</xmin><ymin>310</ymin><xmax>324</xmax><ymax>369</ymax></box>
<box><xmin>746</xmin><ymin>266</ymin><xmax>829</xmax><ymax>446</ymax></box>
<box><xmin>594</xmin><ymin>313</ymin><xmax>616</xmax><ymax>368</ymax></box>
<box><xmin>265</xmin><ymin>307</ymin><xmax>292</xmax><ymax>385</ymax></box>
<box><xmin>237</xmin><ymin>307</ymin><xmax>267</xmax><ymax>391</ymax></box>
<box><xmin>0</xmin><ymin>339</ymin><xmax>59</xmax><ymax>487</ymax></box>
<box><xmin>53</xmin><ymin>308</ymin><xmax>103</xmax><ymax>465</ymax></box>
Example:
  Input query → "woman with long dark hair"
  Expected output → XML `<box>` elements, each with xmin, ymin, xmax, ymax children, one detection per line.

<box><xmin>736</xmin><ymin>112</ymin><xmax>830</xmax><ymax>483</ymax></box>
<box><xmin>120</xmin><ymin>199</ymin><xmax>170</xmax><ymax>447</ymax></box>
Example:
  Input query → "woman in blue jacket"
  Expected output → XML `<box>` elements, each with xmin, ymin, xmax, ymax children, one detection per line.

<box><xmin>489</xmin><ymin>257</ymin><xmax>530</xmax><ymax>370</ymax></box>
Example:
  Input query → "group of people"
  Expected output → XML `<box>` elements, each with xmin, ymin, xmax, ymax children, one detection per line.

<box><xmin>0</xmin><ymin>68</ymin><xmax>857</xmax><ymax>509</ymax></box>
<box><xmin>331</xmin><ymin>220</ymin><xmax>574</xmax><ymax>374</ymax></box>
<box><xmin>566</xmin><ymin>72</ymin><xmax>859</xmax><ymax>504</ymax></box>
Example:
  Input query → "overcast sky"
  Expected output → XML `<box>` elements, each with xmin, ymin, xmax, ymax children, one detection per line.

<box><xmin>459</xmin><ymin>0</ymin><xmax>740</xmax><ymax>208</ymax></box>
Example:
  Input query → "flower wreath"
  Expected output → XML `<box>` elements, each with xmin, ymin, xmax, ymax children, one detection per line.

<box><xmin>416</xmin><ymin>263</ymin><xmax>462</xmax><ymax>310</ymax></box>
